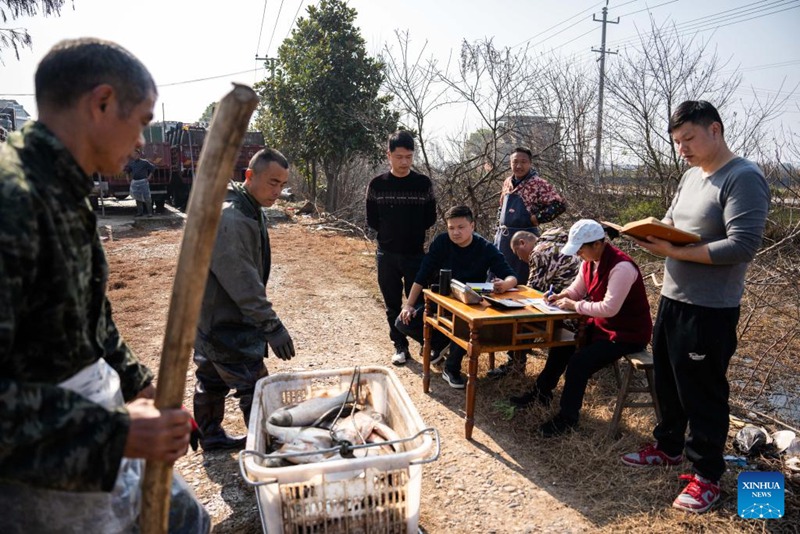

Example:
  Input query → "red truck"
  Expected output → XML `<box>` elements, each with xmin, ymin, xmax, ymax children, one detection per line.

<box><xmin>92</xmin><ymin>122</ymin><xmax>265</xmax><ymax>212</ymax></box>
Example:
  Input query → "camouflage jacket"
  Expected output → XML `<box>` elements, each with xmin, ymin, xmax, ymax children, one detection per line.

<box><xmin>0</xmin><ymin>122</ymin><xmax>153</xmax><ymax>492</ymax></box>
<box><xmin>527</xmin><ymin>227</ymin><xmax>581</xmax><ymax>293</ymax></box>
<box><xmin>194</xmin><ymin>182</ymin><xmax>282</xmax><ymax>363</ymax></box>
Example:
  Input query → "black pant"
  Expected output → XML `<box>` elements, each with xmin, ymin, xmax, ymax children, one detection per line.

<box><xmin>394</xmin><ymin>305</ymin><xmax>466</xmax><ymax>374</ymax></box>
<box><xmin>193</xmin><ymin>352</ymin><xmax>268</xmax><ymax>427</ymax></box>
<box><xmin>537</xmin><ymin>338</ymin><xmax>645</xmax><ymax>422</ymax></box>
<box><xmin>377</xmin><ymin>249</ymin><xmax>424</xmax><ymax>350</ymax></box>
<box><xmin>652</xmin><ymin>296</ymin><xmax>739</xmax><ymax>482</ymax></box>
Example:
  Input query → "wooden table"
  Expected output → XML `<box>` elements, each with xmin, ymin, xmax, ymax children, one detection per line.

<box><xmin>421</xmin><ymin>286</ymin><xmax>583</xmax><ymax>439</ymax></box>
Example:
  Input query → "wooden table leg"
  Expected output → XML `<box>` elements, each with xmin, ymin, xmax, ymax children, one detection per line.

<box><xmin>465</xmin><ymin>327</ymin><xmax>479</xmax><ymax>439</ymax></box>
<box><xmin>422</xmin><ymin>297</ymin><xmax>432</xmax><ymax>393</ymax></box>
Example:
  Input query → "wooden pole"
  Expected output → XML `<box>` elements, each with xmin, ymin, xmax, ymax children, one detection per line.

<box><xmin>139</xmin><ymin>84</ymin><xmax>259</xmax><ymax>533</ymax></box>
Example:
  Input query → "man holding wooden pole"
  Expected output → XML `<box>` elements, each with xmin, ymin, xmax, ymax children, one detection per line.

<box><xmin>0</xmin><ymin>38</ymin><xmax>208</xmax><ymax>532</ymax></box>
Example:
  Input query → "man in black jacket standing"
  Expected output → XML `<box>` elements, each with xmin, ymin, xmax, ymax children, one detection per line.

<box><xmin>366</xmin><ymin>131</ymin><xmax>436</xmax><ymax>365</ymax></box>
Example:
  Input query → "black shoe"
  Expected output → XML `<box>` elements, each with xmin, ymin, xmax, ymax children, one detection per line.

<box><xmin>539</xmin><ymin>414</ymin><xmax>577</xmax><ymax>438</ymax></box>
<box><xmin>487</xmin><ymin>361</ymin><xmax>519</xmax><ymax>379</ymax></box>
<box><xmin>487</xmin><ymin>352</ymin><xmax>527</xmax><ymax>379</ymax></box>
<box><xmin>442</xmin><ymin>368</ymin><xmax>466</xmax><ymax>389</ymax></box>
<box><xmin>509</xmin><ymin>386</ymin><xmax>553</xmax><ymax>409</ymax></box>
<box><xmin>430</xmin><ymin>346</ymin><xmax>448</xmax><ymax>366</ymax></box>
<box><xmin>200</xmin><ymin>431</ymin><xmax>247</xmax><ymax>451</ymax></box>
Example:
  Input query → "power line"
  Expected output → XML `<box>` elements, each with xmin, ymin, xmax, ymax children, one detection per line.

<box><xmin>567</xmin><ymin>0</ymin><xmax>678</xmax><ymax>55</ymax></box>
<box><xmin>255</xmin><ymin>0</ymin><xmax>270</xmax><ymax>56</ymax></box>
<box><xmin>512</xmin><ymin>0</ymin><xmax>641</xmax><ymax>50</ymax></box>
<box><xmin>568</xmin><ymin>0</ymin><xmax>797</xmax><ymax>67</ymax></box>
<box><xmin>285</xmin><ymin>0</ymin><xmax>307</xmax><ymax>42</ymax></box>
<box><xmin>608</xmin><ymin>0</ymin><xmax>798</xmax><ymax>51</ymax></box>
<box><xmin>720</xmin><ymin>58</ymin><xmax>800</xmax><ymax>76</ymax></box>
<box><xmin>511</xmin><ymin>1</ymin><xmax>603</xmax><ymax>49</ymax></box>
<box><xmin>265</xmin><ymin>0</ymin><xmax>287</xmax><ymax>56</ymax></box>
<box><xmin>615</xmin><ymin>0</ymin><xmax>679</xmax><ymax>18</ymax></box>
<box><xmin>159</xmin><ymin>68</ymin><xmax>266</xmax><ymax>88</ymax></box>
<box><xmin>545</xmin><ymin>0</ymin><xmax>676</xmax><ymax>56</ymax></box>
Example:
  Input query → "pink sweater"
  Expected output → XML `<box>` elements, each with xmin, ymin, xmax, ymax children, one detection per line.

<box><xmin>564</xmin><ymin>261</ymin><xmax>638</xmax><ymax>318</ymax></box>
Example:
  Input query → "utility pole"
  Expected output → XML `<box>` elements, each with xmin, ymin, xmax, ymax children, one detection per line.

<box><xmin>254</xmin><ymin>56</ymin><xmax>279</xmax><ymax>79</ymax></box>
<box><xmin>592</xmin><ymin>0</ymin><xmax>618</xmax><ymax>186</ymax></box>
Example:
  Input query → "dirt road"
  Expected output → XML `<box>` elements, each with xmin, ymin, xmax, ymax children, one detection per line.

<box><xmin>102</xmin><ymin>207</ymin><xmax>781</xmax><ymax>533</ymax></box>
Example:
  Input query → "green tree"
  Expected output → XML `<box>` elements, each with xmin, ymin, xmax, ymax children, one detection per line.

<box><xmin>1</xmin><ymin>0</ymin><xmax>69</xmax><ymax>61</ymax></box>
<box><xmin>198</xmin><ymin>101</ymin><xmax>217</xmax><ymax>124</ymax></box>
<box><xmin>254</xmin><ymin>0</ymin><xmax>397</xmax><ymax>212</ymax></box>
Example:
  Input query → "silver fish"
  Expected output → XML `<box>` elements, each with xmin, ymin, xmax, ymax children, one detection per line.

<box><xmin>278</xmin><ymin>432</ymin><xmax>338</xmax><ymax>464</ymax></box>
<box><xmin>330</xmin><ymin>408</ymin><xmax>381</xmax><ymax>445</ymax></box>
<box><xmin>267</xmin><ymin>388</ymin><xmax>356</xmax><ymax>427</ymax></box>
<box><xmin>265</xmin><ymin>422</ymin><xmax>330</xmax><ymax>445</ymax></box>
<box><xmin>366</xmin><ymin>432</ymin><xmax>396</xmax><ymax>455</ymax></box>
<box><xmin>371</xmin><ymin>422</ymin><xmax>402</xmax><ymax>453</ymax></box>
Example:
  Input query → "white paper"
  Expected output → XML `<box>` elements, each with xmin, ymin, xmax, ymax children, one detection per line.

<box><xmin>529</xmin><ymin>298</ymin><xmax>566</xmax><ymax>314</ymax></box>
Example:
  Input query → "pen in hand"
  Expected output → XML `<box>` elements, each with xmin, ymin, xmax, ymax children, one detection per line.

<box><xmin>545</xmin><ymin>284</ymin><xmax>554</xmax><ymax>301</ymax></box>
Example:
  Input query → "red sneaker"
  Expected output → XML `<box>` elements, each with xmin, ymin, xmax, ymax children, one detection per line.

<box><xmin>672</xmin><ymin>474</ymin><xmax>720</xmax><ymax>513</ymax></box>
<box><xmin>621</xmin><ymin>443</ymin><xmax>683</xmax><ymax>467</ymax></box>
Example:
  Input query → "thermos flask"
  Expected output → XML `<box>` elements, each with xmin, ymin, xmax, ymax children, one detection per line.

<box><xmin>439</xmin><ymin>269</ymin><xmax>452</xmax><ymax>296</ymax></box>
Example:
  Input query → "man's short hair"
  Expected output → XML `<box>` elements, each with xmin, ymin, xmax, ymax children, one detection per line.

<box><xmin>249</xmin><ymin>147</ymin><xmax>289</xmax><ymax>174</ymax></box>
<box><xmin>510</xmin><ymin>230</ymin><xmax>537</xmax><ymax>249</ymax></box>
<box><xmin>35</xmin><ymin>38</ymin><xmax>156</xmax><ymax>116</ymax></box>
<box><xmin>388</xmin><ymin>130</ymin><xmax>415</xmax><ymax>152</ymax></box>
<box><xmin>668</xmin><ymin>100</ymin><xmax>725</xmax><ymax>136</ymax></box>
<box><xmin>445</xmin><ymin>205</ymin><xmax>474</xmax><ymax>223</ymax></box>
<box><xmin>511</xmin><ymin>147</ymin><xmax>533</xmax><ymax>160</ymax></box>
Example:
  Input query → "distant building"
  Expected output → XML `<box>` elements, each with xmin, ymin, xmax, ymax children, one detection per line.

<box><xmin>464</xmin><ymin>115</ymin><xmax>561</xmax><ymax>169</ymax></box>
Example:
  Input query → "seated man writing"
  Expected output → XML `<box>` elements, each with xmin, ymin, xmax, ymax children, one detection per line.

<box><xmin>488</xmin><ymin>227</ymin><xmax>582</xmax><ymax>379</ymax></box>
<box><xmin>509</xmin><ymin>219</ymin><xmax>652</xmax><ymax>437</ymax></box>
<box><xmin>396</xmin><ymin>205</ymin><xmax>517</xmax><ymax>389</ymax></box>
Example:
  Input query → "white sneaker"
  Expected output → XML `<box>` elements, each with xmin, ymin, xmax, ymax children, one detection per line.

<box><xmin>391</xmin><ymin>348</ymin><xmax>408</xmax><ymax>365</ymax></box>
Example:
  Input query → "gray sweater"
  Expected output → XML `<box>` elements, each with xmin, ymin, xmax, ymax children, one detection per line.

<box><xmin>662</xmin><ymin>157</ymin><xmax>770</xmax><ymax>308</ymax></box>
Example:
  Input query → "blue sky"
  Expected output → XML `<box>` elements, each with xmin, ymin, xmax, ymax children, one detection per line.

<box><xmin>2</xmin><ymin>0</ymin><xmax>798</xmax><ymax>142</ymax></box>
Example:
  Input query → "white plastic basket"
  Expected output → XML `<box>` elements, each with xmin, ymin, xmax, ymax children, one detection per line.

<box><xmin>239</xmin><ymin>366</ymin><xmax>439</xmax><ymax>534</ymax></box>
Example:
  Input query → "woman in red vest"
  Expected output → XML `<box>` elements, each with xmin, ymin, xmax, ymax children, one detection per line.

<box><xmin>509</xmin><ymin>219</ymin><xmax>653</xmax><ymax>437</ymax></box>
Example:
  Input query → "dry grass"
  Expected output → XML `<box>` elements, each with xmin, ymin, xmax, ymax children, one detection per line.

<box><xmin>465</xmin><ymin>354</ymin><xmax>800</xmax><ymax>533</ymax></box>
<box><xmin>103</xmin><ymin>216</ymin><xmax>799</xmax><ymax>532</ymax></box>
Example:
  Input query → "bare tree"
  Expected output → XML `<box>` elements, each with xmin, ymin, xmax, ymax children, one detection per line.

<box><xmin>435</xmin><ymin>38</ymin><xmax>547</xmax><ymax>224</ymax></box>
<box><xmin>381</xmin><ymin>30</ymin><xmax>452</xmax><ymax>180</ymax></box>
<box><xmin>603</xmin><ymin>19</ymin><xmax>786</xmax><ymax>202</ymax></box>
<box><xmin>1</xmin><ymin>0</ymin><xmax>68</xmax><ymax>62</ymax></box>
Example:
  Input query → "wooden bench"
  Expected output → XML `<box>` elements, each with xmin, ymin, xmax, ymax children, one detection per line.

<box><xmin>608</xmin><ymin>350</ymin><xmax>661</xmax><ymax>438</ymax></box>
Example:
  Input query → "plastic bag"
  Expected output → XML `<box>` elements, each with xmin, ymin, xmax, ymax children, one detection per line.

<box><xmin>0</xmin><ymin>360</ymin><xmax>210</xmax><ymax>533</ymax></box>
<box><xmin>733</xmin><ymin>425</ymin><xmax>774</xmax><ymax>456</ymax></box>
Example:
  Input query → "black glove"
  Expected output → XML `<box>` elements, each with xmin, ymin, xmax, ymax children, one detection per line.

<box><xmin>265</xmin><ymin>324</ymin><xmax>295</xmax><ymax>361</ymax></box>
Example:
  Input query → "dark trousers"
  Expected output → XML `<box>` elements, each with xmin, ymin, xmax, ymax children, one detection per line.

<box><xmin>193</xmin><ymin>352</ymin><xmax>268</xmax><ymax>428</ymax></box>
<box><xmin>652</xmin><ymin>296</ymin><xmax>739</xmax><ymax>482</ymax></box>
<box><xmin>538</xmin><ymin>338</ymin><xmax>644</xmax><ymax>422</ymax></box>
<box><xmin>377</xmin><ymin>249</ymin><xmax>424</xmax><ymax>350</ymax></box>
<box><xmin>394</xmin><ymin>305</ymin><xmax>467</xmax><ymax>374</ymax></box>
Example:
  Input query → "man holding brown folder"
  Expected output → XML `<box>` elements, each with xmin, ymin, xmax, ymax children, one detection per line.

<box><xmin>621</xmin><ymin>101</ymin><xmax>770</xmax><ymax>514</ymax></box>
